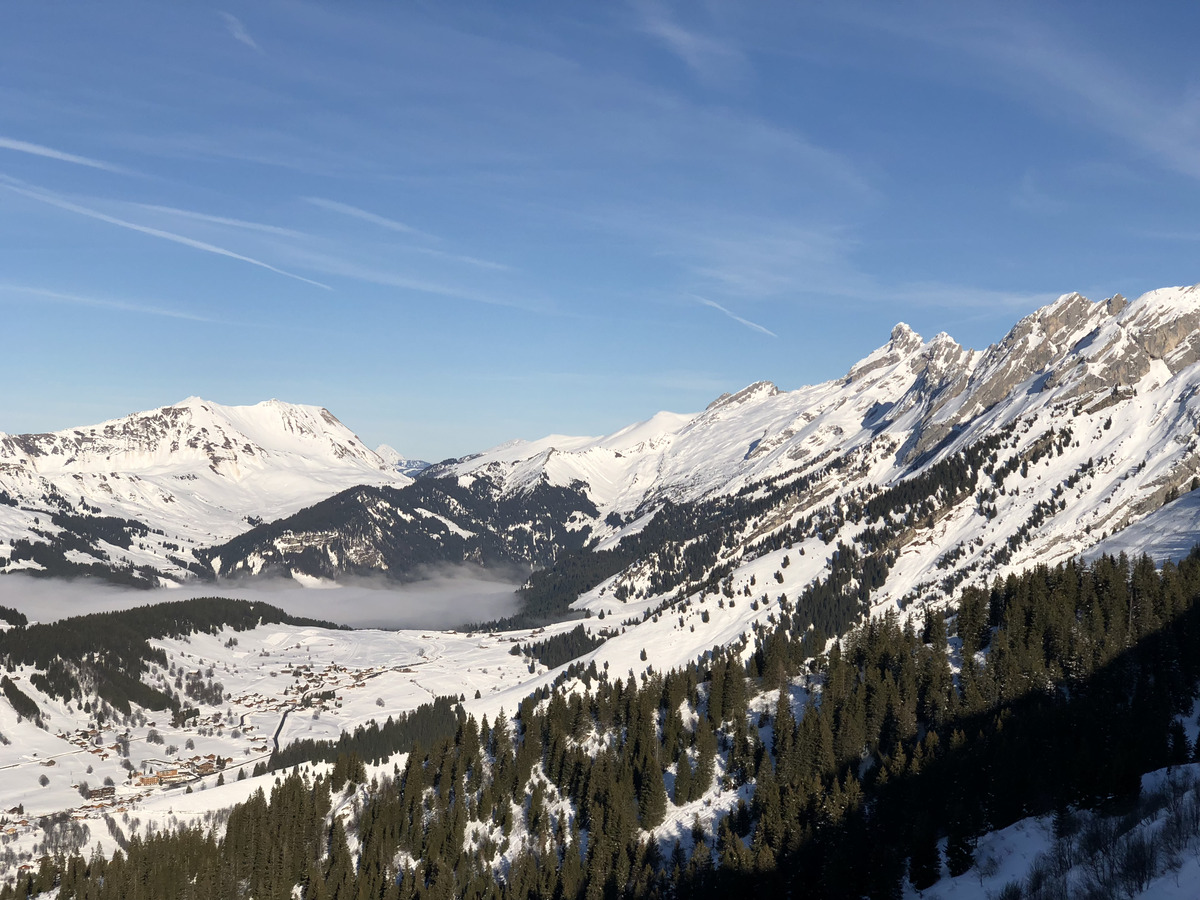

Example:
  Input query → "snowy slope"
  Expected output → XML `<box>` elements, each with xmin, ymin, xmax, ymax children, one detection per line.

<box><xmin>0</xmin><ymin>398</ymin><xmax>411</xmax><ymax>583</ymax></box>
<box><xmin>1087</xmin><ymin>488</ymin><xmax>1200</xmax><ymax>563</ymax></box>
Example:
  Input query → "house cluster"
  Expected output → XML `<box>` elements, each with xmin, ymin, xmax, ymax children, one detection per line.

<box><xmin>2</xmin><ymin>808</ymin><xmax>30</xmax><ymax>837</ymax></box>
<box><xmin>136</xmin><ymin>754</ymin><xmax>233</xmax><ymax>787</ymax></box>
<box><xmin>189</xmin><ymin>710</ymin><xmax>231</xmax><ymax>732</ymax></box>
<box><xmin>281</xmin><ymin>661</ymin><xmax>354</xmax><ymax>699</ymax></box>
<box><xmin>231</xmin><ymin>689</ymin><xmax>296</xmax><ymax>715</ymax></box>
<box><xmin>56</xmin><ymin>727</ymin><xmax>128</xmax><ymax>761</ymax></box>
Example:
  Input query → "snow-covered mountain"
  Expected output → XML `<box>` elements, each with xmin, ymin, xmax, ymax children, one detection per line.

<box><xmin>208</xmin><ymin>284</ymin><xmax>1200</xmax><ymax>641</ymax></box>
<box><xmin>442</xmin><ymin>287</ymin><xmax>1195</xmax><ymax>526</ymax></box>
<box><xmin>375</xmin><ymin>444</ymin><xmax>432</xmax><ymax>478</ymax></box>
<box><xmin>465</xmin><ymin>284</ymin><xmax>1200</xmax><ymax>565</ymax></box>
<box><xmin>0</xmin><ymin>397</ymin><xmax>411</xmax><ymax>584</ymax></box>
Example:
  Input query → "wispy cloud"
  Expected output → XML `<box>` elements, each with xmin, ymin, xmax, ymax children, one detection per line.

<box><xmin>985</xmin><ymin>31</ymin><xmax>1200</xmax><ymax>183</ymax></box>
<box><xmin>688</xmin><ymin>227</ymin><xmax>860</xmax><ymax>299</ymax></box>
<box><xmin>0</xmin><ymin>284</ymin><xmax>217</xmax><ymax>323</ymax></box>
<box><xmin>884</xmin><ymin>282</ymin><xmax>1061</xmax><ymax>315</ymax></box>
<box><xmin>851</xmin><ymin>6</ymin><xmax>1200</xmax><ymax>184</ymax></box>
<box><xmin>638</xmin><ymin>8</ymin><xmax>746</xmax><ymax>84</ymax></box>
<box><xmin>304</xmin><ymin>196</ymin><xmax>511</xmax><ymax>271</ymax></box>
<box><xmin>694</xmin><ymin>295</ymin><xmax>777</xmax><ymax>337</ymax></box>
<box><xmin>0</xmin><ymin>136</ymin><xmax>131</xmax><ymax>174</ymax></box>
<box><xmin>131</xmin><ymin>202</ymin><xmax>307</xmax><ymax>238</ymax></box>
<box><xmin>606</xmin><ymin>204</ymin><xmax>1051</xmax><ymax>324</ymax></box>
<box><xmin>219</xmin><ymin>11</ymin><xmax>261</xmax><ymax>52</ymax></box>
<box><xmin>404</xmin><ymin>245</ymin><xmax>512</xmax><ymax>273</ymax></box>
<box><xmin>304</xmin><ymin>196</ymin><xmax>425</xmax><ymax>236</ymax></box>
<box><xmin>4</xmin><ymin>183</ymin><xmax>330</xmax><ymax>290</ymax></box>
<box><xmin>292</xmin><ymin>250</ymin><xmax>542</xmax><ymax>311</ymax></box>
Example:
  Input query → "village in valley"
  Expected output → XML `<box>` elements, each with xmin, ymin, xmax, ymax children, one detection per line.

<box><xmin>0</xmin><ymin>619</ymin><xmax>557</xmax><ymax>872</ymax></box>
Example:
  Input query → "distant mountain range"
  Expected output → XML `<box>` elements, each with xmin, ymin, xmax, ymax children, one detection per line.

<box><xmin>7</xmin><ymin>285</ymin><xmax>1200</xmax><ymax>618</ymax></box>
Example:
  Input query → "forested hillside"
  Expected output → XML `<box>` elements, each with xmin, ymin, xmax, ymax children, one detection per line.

<box><xmin>13</xmin><ymin>549</ymin><xmax>1200</xmax><ymax>899</ymax></box>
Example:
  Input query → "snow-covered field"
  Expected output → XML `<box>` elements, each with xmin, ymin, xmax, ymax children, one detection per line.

<box><xmin>1088</xmin><ymin>489</ymin><xmax>1200</xmax><ymax>564</ymax></box>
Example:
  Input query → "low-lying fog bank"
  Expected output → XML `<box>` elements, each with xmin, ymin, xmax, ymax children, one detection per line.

<box><xmin>0</xmin><ymin>569</ymin><xmax>522</xmax><ymax>630</ymax></box>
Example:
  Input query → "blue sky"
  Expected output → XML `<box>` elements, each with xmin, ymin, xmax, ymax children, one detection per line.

<box><xmin>4</xmin><ymin>2</ymin><xmax>1200</xmax><ymax>460</ymax></box>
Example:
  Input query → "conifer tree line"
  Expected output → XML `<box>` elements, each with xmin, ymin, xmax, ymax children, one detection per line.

<box><xmin>13</xmin><ymin>548</ymin><xmax>1200</xmax><ymax>899</ymax></box>
<box><xmin>268</xmin><ymin>696</ymin><xmax>463</xmax><ymax>770</ymax></box>
<box><xmin>513</xmin><ymin>625</ymin><xmax>607</xmax><ymax>669</ymax></box>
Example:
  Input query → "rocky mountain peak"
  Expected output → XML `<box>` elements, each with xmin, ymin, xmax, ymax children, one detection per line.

<box><xmin>1115</xmin><ymin>283</ymin><xmax>1200</xmax><ymax>373</ymax></box>
<box><xmin>890</xmin><ymin>322</ymin><xmax>922</xmax><ymax>350</ymax></box>
<box><xmin>845</xmin><ymin>323</ymin><xmax>926</xmax><ymax>384</ymax></box>
<box><xmin>705</xmin><ymin>381</ymin><xmax>779</xmax><ymax>412</ymax></box>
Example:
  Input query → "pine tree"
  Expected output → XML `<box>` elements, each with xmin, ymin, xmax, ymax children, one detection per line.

<box><xmin>674</xmin><ymin>755</ymin><xmax>693</xmax><ymax>805</ymax></box>
<box><xmin>638</xmin><ymin>758</ymin><xmax>667</xmax><ymax>828</ymax></box>
<box><xmin>908</xmin><ymin>822</ymin><xmax>940</xmax><ymax>891</ymax></box>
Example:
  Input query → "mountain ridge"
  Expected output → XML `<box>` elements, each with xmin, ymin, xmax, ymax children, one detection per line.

<box><xmin>203</xmin><ymin>283</ymin><xmax>1200</xmax><ymax>640</ymax></box>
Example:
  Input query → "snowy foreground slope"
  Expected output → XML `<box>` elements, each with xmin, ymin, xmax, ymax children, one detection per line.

<box><xmin>0</xmin><ymin>398</ymin><xmax>410</xmax><ymax>583</ymax></box>
<box><xmin>1089</xmin><ymin>488</ymin><xmax>1200</xmax><ymax>564</ymax></box>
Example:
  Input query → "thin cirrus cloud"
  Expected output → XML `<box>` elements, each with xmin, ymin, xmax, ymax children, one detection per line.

<box><xmin>0</xmin><ymin>135</ymin><xmax>133</xmax><ymax>175</ymax></box>
<box><xmin>219</xmin><ymin>11</ymin><xmax>261</xmax><ymax>52</ymax></box>
<box><xmin>304</xmin><ymin>196</ymin><xmax>425</xmax><ymax>236</ymax></box>
<box><xmin>0</xmin><ymin>284</ymin><xmax>218</xmax><ymax>323</ymax></box>
<box><xmin>693</xmin><ymin>296</ymin><xmax>777</xmax><ymax>338</ymax></box>
<box><xmin>4</xmin><ymin>183</ymin><xmax>331</xmax><ymax>290</ymax></box>
<box><xmin>130</xmin><ymin>202</ymin><xmax>309</xmax><ymax>239</ymax></box>
<box><xmin>637</xmin><ymin>8</ymin><xmax>746</xmax><ymax>84</ymax></box>
<box><xmin>291</xmin><ymin>250</ymin><xmax>544</xmax><ymax>312</ymax></box>
<box><xmin>852</xmin><ymin>6</ymin><xmax>1200</xmax><ymax>185</ymax></box>
<box><xmin>305</xmin><ymin>196</ymin><xmax>512</xmax><ymax>271</ymax></box>
<box><xmin>405</xmin><ymin>245</ymin><xmax>513</xmax><ymax>273</ymax></box>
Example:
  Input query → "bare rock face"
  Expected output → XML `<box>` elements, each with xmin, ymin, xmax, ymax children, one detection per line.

<box><xmin>706</xmin><ymin>381</ymin><xmax>780</xmax><ymax>412</ymax></box>
<box><xmin>1030</xmin><ymin>285</ymin><xmax>1200</xmax><ymax>400</ymax></box>
<box><xmin>1123</xmin><ymin>286</ymin><xmax>1200</xmax><ymax>373</ymax></box>
<box><xmin>953</xmin><ymin>293</ymin><xmax>1104</xmax><ymax>414</ymax></box>
<box><xmin>893</xmin><ymin>286</ymin><xmax>1200</xmax><ymax>459</ymax></box>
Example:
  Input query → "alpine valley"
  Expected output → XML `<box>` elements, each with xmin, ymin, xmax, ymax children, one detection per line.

<box><xmin>7</xmin><ymin>286</ymin><xmax>1200</xmax><ymax>899</ymax></box>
